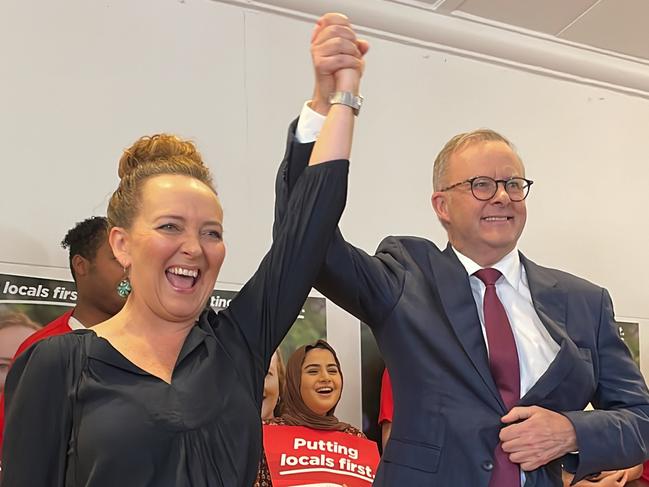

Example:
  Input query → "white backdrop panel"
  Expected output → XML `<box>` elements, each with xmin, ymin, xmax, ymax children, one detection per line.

<box><xmin>1</xmin><ymin>0</ymin><xmax>648</xmax><ymax>424</ymax></box>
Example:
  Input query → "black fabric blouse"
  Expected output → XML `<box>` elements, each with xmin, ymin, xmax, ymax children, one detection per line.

<box><xmin>2</xmin><ymin>160</ymin><xmax>349</xmax><ymax>487</ymax></box>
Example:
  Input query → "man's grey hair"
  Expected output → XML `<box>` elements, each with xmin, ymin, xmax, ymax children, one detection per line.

<box><xmin>432</xmin><ymin>129</ymin><xmax>523</xmax><ymax>191</ymax></box>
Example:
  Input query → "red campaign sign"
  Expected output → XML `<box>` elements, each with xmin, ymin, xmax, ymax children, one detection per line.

<box><xmin>263</xmin><ymin>424</ymin><xmax>380</xmax><ymax>487</ymax></box>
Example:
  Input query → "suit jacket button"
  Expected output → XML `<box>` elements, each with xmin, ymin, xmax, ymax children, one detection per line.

<box><xmin>482</xmin><ymin>461</ymin><xmax>494</xmax><ymax>471</ymax></box>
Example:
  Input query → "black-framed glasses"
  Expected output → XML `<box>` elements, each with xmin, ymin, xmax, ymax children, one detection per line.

<box><xmin>440</xmin><ymin>176</ymin><xmax>533</xmax><ymax>202</ymax></box>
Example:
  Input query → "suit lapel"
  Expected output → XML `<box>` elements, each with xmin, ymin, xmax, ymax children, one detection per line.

<box><xmin>430</xmin><ymin>249</ymin><xmax>577</xmax><ymax>410</ymax></box>
<box><xmin>521</xmin><ymin>254</ymin><xmax>568</xmax><ymax>346</ymax></box>
<box><xmin>431</xmin><ymin>245</ymin><xmax>504</xmax><ymax>411</ymax></box>
<box><xmin>519</xmin><ymin>254</ymin><xmax>575</xmax><ymax>405</ymax></box>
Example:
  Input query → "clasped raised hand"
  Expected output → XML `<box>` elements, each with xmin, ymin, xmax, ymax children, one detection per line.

<box><xmin>310</xmin><ymin>13</ymin><xmax>369</xmax><ymax>114</ymax></box>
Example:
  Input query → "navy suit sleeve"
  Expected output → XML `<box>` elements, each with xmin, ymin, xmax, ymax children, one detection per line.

<box><xmin>2</xmin><ymin>337</ymin><xmax>75</xmax><ymax>486</ymax></box>
<box><xmin>563</xmin><ymin>288</ymin><xmax>649</xmax><ymax>480</ymax></box>
<box><xmin>273</xmin><ymin>118</ymin><xmax>405</xmax><ymax>327</ymax></box>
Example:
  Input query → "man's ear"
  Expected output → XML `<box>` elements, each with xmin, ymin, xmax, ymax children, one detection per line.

<box><xmin>109</xmin><ymin>226</ymin><xmax>131</xmax><ymax>269</ymax></box>
<box><xmin>431</xmin><ymin>191</ymin><xmax>450</xmax><ymax>227</ymax></box>
<box><xmin>72</xmin><ymin>254</ymin><xmax>89</xmax><ymax>278</ymax></box>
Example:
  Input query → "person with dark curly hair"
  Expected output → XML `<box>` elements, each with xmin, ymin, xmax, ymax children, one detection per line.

<box><xmin>12</xmin><ymin>216</ymin><xmax>125</xmax><ymax>354</ymax></box>
<box><xmin>59</xmin><ymin>216</ymin><xmax>127</xmax><ymax>328</ymax></box>
<box><xmin>0</xmin><ymin>216</ymin><xmax>125</xmax><ymax>459</ymax></box>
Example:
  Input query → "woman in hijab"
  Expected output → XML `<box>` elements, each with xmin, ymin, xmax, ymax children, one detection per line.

<box><xmin>254</xmin><ymin>340</ymin><xmax>365</xmax><ymax>486</ymax></box>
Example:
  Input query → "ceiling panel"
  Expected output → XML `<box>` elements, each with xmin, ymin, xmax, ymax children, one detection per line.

<box><xmin>453</xmin><ymin>0</ymin><xmax>598</xmax><ymax>35</ymax></box>
<box><xmin>559</xmin><ymin>0</ymin><xmax>649</xmax><ymax>59</ymax></box>
<box><xmin>390</xmin><ymin>0</ymin><xmax>649</xmax><ymax>63</ymax></box>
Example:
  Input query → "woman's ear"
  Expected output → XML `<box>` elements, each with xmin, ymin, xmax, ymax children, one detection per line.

<box><xmin>109</xmin><ymin>226</ymin><xmax>131</xmax><ymax>268</ymax></box>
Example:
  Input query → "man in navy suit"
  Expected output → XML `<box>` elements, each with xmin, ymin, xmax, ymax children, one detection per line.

<box><xmin>275</xmin><ymin>13</ymin><xmax>649</xmax><ymax>487</ymax></box>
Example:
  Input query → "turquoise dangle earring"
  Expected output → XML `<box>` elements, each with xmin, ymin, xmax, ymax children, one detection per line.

<box><xmin>117</xmin><ymin>267</ymin><xmax>132</xmax><ymax>298</ymax></box>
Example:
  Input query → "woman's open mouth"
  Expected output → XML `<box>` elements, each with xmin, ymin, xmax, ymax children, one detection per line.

<box><xmin>166</xmin><ymin>266</ymin><xmax>200</xmax><ymax>291</ymax></box>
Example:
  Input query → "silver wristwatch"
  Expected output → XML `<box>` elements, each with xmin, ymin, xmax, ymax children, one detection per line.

<box><xmin>328</xmin><ymin>91</ymin><xmax>364</xmax><ymax>116</ymax></box>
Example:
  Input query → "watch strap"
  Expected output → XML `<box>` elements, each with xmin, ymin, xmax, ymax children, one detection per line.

<box><xmin>328</xmin><ymin>91</ymin><xmax>363</xmax><ymax>115</ymax></box>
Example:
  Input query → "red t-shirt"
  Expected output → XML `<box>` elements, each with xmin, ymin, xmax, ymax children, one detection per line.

<box><xmin>378</xmin><ymin>368</ymin><xmax>394</xmax><ymax>425</ymax></box>
<box><xmin>0</xmin><ymin>309</ymin><xmax>75</xmax><ymax>457</ymax></box>
<box><xmin>642</xmin><ymin>460</ymin><xmax>649</xmax><ymax>481</ymax></box>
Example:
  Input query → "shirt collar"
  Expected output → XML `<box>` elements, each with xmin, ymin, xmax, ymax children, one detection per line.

<box><xmin>452</xmin><ymin>246</ymin><xmax>522</xmax><ymax>290</ymax></box>
<box><xmin>68</xmin><ymin>315</ymin><xmax>86</xmax><ymax>330</ymax></box>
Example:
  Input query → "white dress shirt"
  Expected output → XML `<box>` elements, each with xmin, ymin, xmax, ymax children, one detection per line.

<box><xmin>453</xmin><ymin>247</ymin><xmax>560</xmax><ymax>398</ymax></box>
<box><xmin>296</xmin><ymin>101</ymin><xmax>325</xmax><ymax>143</ymax></box>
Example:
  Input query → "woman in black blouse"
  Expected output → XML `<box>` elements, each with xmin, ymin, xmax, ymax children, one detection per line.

<box><xmin>2</xmin><ymin>16</ymin><xmax>367</xmax><ymax>486</ymax></box>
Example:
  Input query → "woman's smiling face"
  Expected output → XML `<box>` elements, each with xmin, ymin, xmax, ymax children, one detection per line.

<box><xmin>114</xmin><ymin>174</ymin><xmax>225</xmax><ymax>324</ymax></box>
<box><xmin>300</xmin><ymin>348</ymin><xmax>342</xmax><ymax>416</ymax></box>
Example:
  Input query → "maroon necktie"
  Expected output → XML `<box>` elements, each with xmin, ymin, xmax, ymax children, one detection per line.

<box><xmin>474</xmin><ymin>268</ymin><xmax>520</xmax><ymax>487</ymax></box>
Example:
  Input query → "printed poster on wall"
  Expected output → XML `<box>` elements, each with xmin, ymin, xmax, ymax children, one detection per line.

<box><xmin>262</xmin><ymin>424</ymin><xmax>379</xmax><ymax>486</ymax></box>
<box><xmin>617</xmin><ymin>321</ymin><xmax>640</xmax><ymax>367</ymax></box>
<box><xmin>0</xmin><ymin>268</ymin><xmax>326</xmax><ymax>392</ymax></box>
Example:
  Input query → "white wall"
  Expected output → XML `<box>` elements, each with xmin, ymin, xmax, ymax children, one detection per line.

<box><xmin>2</xmin><ymin>0</ymin><xmax>648</xmax><ymax>425</ymax></box>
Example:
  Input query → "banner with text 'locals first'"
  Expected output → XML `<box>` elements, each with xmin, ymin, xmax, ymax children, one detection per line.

<box><xmin>263</xmin><ymin>425</ymin><xmax>379</xmax><ymax>487</ymax></box>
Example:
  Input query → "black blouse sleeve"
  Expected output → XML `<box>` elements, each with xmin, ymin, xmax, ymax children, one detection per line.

<box><xmin>274</xmin><ymin>120</ymin><xmax>405</xmax><ymax>327</ymax></box>
<box><xmin>217</xmin><ymin>159</ymin><xmax>348</xmax><ymax>372</ymax></box>
<box><xmin>2</xmin><ymin>335</ymin><xmax>80</xmax><ymax>486</ymax></box>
